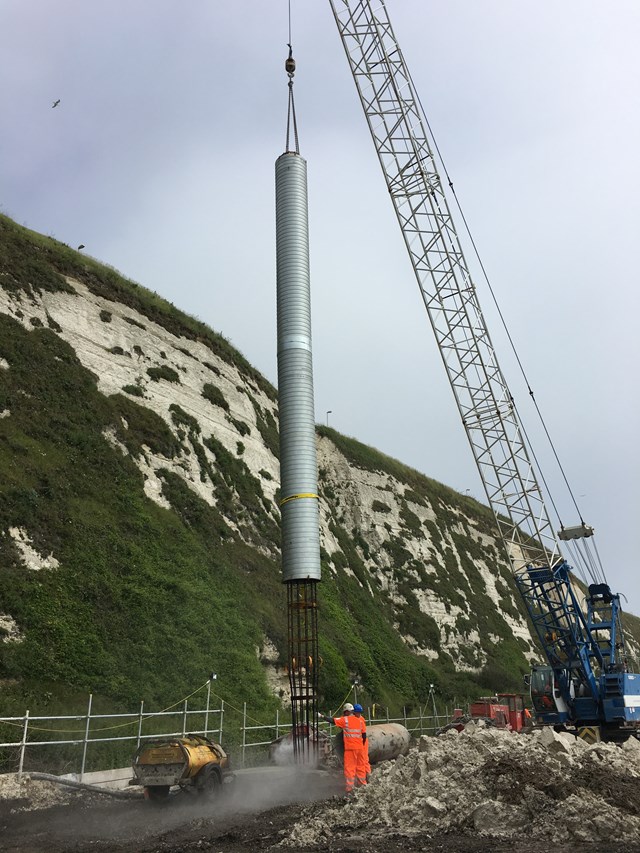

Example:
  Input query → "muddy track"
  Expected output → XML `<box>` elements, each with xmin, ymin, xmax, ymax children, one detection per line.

<box><xmin>2</xmin><ymin>794</ymin><xmax>640</xmax><ymax>853</ymax></box>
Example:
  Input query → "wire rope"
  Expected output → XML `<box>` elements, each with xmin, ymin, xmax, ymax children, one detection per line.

<box><xmin>401</xmin><ymin>56</ymin><xmax>601</xmax><ymax>576</ymax></box>
<box><xmin>0</xmin><ymin>680</ymin><xmax>212</xmax><ymax>734</ymax></box>
<box><xmin>284</xmin><ymin>1</ymin><xmax>299</xmax><ymax>154</ymax></box>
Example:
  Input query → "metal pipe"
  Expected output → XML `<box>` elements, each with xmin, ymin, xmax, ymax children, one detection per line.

<box><xmin>333</xmin><ymin>723</ymin><xmax>411</xmax><ymax>765</ymax></box>
<box><xmin>366</xmin><ymin>723</ymin><xmax>411</xmax><ymax>764</ymax></box>
<box><xmin>29</xmin><ymin>772</ymin><xmax>143</xmax><ymax>799</ymax></box>
<box><xmin>275</xmin><ymin>152</ymin><xmax>321</xmax><ymax>583</ymax></box>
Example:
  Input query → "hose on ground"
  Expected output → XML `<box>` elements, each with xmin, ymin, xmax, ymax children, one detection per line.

<box><xmin>28</xmin><ymin>772</ymin><xmax>144</xmax><ymax>800</ymax></box>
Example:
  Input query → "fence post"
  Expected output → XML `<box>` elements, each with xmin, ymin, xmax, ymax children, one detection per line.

<box><xmin>182</xmin><ymin>699</ymin><xmax>188</xmax><ymax>737</ymax></box>
<box><xmin>80</xmin><ymin>693</ymin><xmax>93</xmax><ymax>782</ymax></box>
<box><xmin>204</xmin><ymin>681</ymin><xmax>211</xmax><ymax>738</ymax></box>
<box><xmin>419</xmin><ymin>704</ymin><xmax>424</xmax><ymax>736</ymax></box>
<box><xmin>276</xmin><ymin>709</ymin><xmax>280</xmax><ymax>740</ymax></box>
<box><xmin>18</xmin><ymin>710</ymin><xmax>29</xmax><ymax>780</ymax></box>
<box><xmin>242</xmin><ymin>702</ymin><xmax>247</xmax><ymax>768</ymax></box>
<box><xmin>403</xmin><ymin>706</ymin><xmax>407</xmax><ymax>729</ymax></box>
<box><xmin>219</xmin><ymin>700</ymin><xmax>224</xmax><ymax>745</ymax></box>
<box><xmin>137</xmin><ymin>700</ymin><xmax>144</xmax><ymax>749</ymax></box>
<box><xmin>386</xmin><ymin>706</ymin><xmax>389</xmax><ymax>723</ymax></box>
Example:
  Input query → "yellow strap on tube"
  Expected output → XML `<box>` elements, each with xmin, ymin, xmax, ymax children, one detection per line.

<box><xmin>279</xmin><ymin>492</ymin><xmax>319</xmax><ymax>507</ymax></box>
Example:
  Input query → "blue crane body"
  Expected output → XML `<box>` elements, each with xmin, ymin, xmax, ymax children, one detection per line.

<box><xmin>522</xmin><ymin>567</ymin><xmax>640</xmax><ymax>734</ymax></box>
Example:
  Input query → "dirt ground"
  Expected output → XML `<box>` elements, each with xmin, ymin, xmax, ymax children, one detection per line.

<box><xmin>1</xmin><ymin>769</ymin><xmax>640</xmax><ymax>853</ymax></box>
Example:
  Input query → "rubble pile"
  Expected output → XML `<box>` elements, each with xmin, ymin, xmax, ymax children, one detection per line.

<box><xmin>0</xmin><ymin>773</ymin><xmax>76</xmax><ymax>812</ymax></box>
<box><xmin>284</xmin><ymin>723</ymin><xmax>640</xmax><ymax>847</ymax></box>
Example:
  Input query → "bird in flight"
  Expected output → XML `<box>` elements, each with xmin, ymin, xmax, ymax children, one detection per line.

<box><xmin>52</xmin><ymin>99</ymin><xmax>60</xmax><ymax>108</ymax></box>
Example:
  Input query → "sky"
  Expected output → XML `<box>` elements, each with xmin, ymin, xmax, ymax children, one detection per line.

<box><xmin>1</xmin><ymin>1</ymin><xmax>639</xmax><ymax>616</ymax></box>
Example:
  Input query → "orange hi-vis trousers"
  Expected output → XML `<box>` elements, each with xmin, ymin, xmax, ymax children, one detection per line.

<box><xmin>343</xmin><ymin>748</ymin><xmax>367</xmax><ymax>792</ymax></box>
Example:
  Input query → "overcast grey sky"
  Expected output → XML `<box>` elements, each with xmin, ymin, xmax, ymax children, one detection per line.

<box><xmin>2</xmin><ymin>1</ymin><xmax>639</xmax><ymax>615</ymax></box>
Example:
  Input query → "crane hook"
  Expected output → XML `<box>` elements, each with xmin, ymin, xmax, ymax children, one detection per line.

<box><xmin>285</xmin><ymin>43</ymin><xmax>296</xmax><ymax>78</ymax></box>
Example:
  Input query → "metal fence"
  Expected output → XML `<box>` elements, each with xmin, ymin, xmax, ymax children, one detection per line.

<box><xmin>239</xmin><ymin>704</ymin><xmax>451</xmax><ymax>765</ymax></box>
<box><xmin>0</xmin><ymin>687</ymin><xmax>224</xmax><ymax>781</ymax></box>
<box><xmin>0</xmin><ymin>695</ymin><xmax>453</xmax><ymax>779</ymax></box>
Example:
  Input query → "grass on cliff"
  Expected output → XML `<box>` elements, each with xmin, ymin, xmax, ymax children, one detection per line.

<box><xmin>0</xmin><ymin>314</ymin><xmax>278</xmax><ymax>712</ymax></box>
<box><xmin>317</xmin><ymin>425</ymin><xmax>499</xmax><ymax>535</ymax></box>
<box><xmin>0</xmin><ymin>213</ymin><xmax>276</xmax><ymax>402</ymax></box>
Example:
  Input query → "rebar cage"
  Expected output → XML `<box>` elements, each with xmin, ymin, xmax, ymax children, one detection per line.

<box><xmin>286</xmin><ymin>580</ymin><xmax>319</xmax><ymax>762</ymax></box>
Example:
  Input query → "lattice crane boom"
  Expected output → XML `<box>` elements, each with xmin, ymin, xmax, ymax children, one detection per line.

<box><xmin>329</xmin><ymin>0</ymin><xmax>559</xmax><ymax>575</ymax></box>
<box><xmin>329</xmin><ymin>0</ymin><xmax>640</xmax><ymax>737</ymax></box>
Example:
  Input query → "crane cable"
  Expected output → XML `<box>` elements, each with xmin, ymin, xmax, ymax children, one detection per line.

<box><xmin>401</xmin><ymin>60</ymin><xmax>605</xmax><ymax>583</ymax></box>
<box><xmin>284</xmin><ymin>0</ymin><xmax>300</xmax><ymax>154</ymax></box>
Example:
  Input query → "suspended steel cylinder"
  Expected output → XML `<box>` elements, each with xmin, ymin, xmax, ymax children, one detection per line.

<box><xmin>275</xmin><ymin>152</ymin><xmax>321</xmax><ymax>582</ymax></box>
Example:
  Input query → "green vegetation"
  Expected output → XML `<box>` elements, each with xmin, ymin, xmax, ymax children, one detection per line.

<box><xmin>111</xmin><ymin>394</ymin><xmax>180</xmax><ymax>458</ymax></box>
<box><xmin>147</xmin><ymin>365</ymin><xmax>180</xmax><ymax>383</ymax></box>
<box><xmin>227</xmin><ymin>414</ymin><xmax>250</xmax><ymax>437</ymax></box>
<box><xmin>400</xmin><ymin>501</ymin><xmax>422</xmax><ymax>534</ymax></box>
<box><xmin>122</xmin><ymin>384</ymin><xmax>144</xmax><ymax>398</ymax></box>
<box><xmin>250</xmin><ymin>397</ymin><xmax>279</xmax><ymax>459</ymax></box>
<box><xmin>169</xmin><ymin>403</ymin><xmax>200</xmax><ymax>435</ymax></box>
<box><xmin>201</xmin><ymin>434</ymin><xmax>279</xmax><ymax>547</ymax></box>
<box><xmin>46</xmin><ymin>312</ymin><xmax>62</xmax><ymax>332</ymax></box>
<box><xmin>0</xmin><ymin>314</ymin><xmax>282</xmax><ymax>722</ymax></box>
<box><xmin>202</xmin><ymin>383</ymin><xmax>229</xmax><ymax>411</ymax></box>
<box><xmin>124</xmin><ymin>316</ymin><xmax>145</xmax><ymax>330</ymax></box>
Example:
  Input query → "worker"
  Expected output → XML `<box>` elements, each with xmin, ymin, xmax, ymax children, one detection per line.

<box><xmin>321</xmin><ymin>702</ymin><xmax>367</xmax><ymax>794</ymax></box>
<box><xmin>363</xmin><ymin>721</ymin><xmax>371</xmax><ymax>782</ymax></box>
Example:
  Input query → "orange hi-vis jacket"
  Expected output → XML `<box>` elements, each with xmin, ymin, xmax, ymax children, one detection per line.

<box><xmin>333</xmin><ymin>714</ymin><xmax>366</xmax><ymax>750</ymax></box>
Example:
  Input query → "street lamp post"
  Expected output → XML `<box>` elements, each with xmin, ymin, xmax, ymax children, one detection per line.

<box><xmin>429</xmin><ymin>683</ymin><xmax>437</xmax><ymax>719</ymax></box>
<box><xmin>353</xmin><ymin>677</ymin><xmax>361</xmax><ymax>705</ymax></box>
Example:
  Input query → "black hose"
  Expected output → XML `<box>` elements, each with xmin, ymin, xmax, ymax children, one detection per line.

<box><xmin>29</xmin><ymin>772</ymin><xmax>144</xmax><ymax>800</ymax></box>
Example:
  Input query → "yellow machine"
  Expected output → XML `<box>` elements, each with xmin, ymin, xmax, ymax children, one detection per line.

<box><xmin>131</xmin><ymin>734</ymin><xmax>230</xmax><ymax>802</ymax></box>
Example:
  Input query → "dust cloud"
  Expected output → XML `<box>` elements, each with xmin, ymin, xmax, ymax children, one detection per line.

<box><xmin>0</xmin><ymin>766</ymin><xmax>341</xmax><ymax>851</ymax></box>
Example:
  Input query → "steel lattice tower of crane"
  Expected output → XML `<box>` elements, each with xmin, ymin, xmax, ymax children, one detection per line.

<box><xmin>327</xmin><ymin>0</ymin><xmax>639</xmax><ymax>725</ymax></box>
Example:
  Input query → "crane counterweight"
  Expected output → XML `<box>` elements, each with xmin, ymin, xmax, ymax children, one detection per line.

<box><xmin>558</xmin><ymin>523</ymin><xmax>595</xmax><ymax>540</ymax></box>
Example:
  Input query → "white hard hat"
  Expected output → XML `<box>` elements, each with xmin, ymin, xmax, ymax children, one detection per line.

<box><xmin>343</xmin><ymin>703</ymin><xmax>354</xmax><ymax>712</ymax></box>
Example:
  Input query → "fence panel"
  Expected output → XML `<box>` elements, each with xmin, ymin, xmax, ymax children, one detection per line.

<box><xmin>1</xmin><ymin>699</ymin><xmax>457</xmax><ymax>776</ymax></box>
<box><xmin>0</xmin><ymin>700</ymin><xmax>225</xmax><ymax>779</ymax></box>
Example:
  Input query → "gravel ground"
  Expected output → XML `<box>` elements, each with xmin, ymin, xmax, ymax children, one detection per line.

<box><xmin>2</xmin><ymin>727</ymin><xmax>640</xmax><ymax>852</ymax></box>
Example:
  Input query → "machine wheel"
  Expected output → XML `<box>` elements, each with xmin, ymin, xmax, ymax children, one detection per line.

<box><xmin>144</xmin><ymin>785</ymin><xmax>170</xmax><ymax>803</ymax></box>
<box><xmin>197</xmin><ymin>763</ymin><xmax>222</xmax><ymax>798</ymax></box>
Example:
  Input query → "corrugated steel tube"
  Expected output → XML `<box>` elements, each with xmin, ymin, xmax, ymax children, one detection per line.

<box><xmin>275</xmin><ymin>152</ymin><xmax>321</xmax><ymax>582</ymax></box>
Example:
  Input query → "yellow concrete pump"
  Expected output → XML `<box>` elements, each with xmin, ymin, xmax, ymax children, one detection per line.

<box><xmin>131</xmin><ymin>734</ymin><xmax>230</xmax><ymax>802</ymax></box>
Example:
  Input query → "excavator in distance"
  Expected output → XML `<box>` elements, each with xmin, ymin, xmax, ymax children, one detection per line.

<box><xmin>328</xmin><ymin>0</ymin><xmax>640</xmax><ymax>741</ymax></box>
<box><xmin>438</xmin><ymin>695</ymin><xmax>530</xmax><ymax>735</ymax></box>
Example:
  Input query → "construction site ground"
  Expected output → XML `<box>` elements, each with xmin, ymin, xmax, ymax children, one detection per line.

<box><xmin>2</xmin><ymin>724</ymin><xmax>640</xmax><ymax>852</ymax></box>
